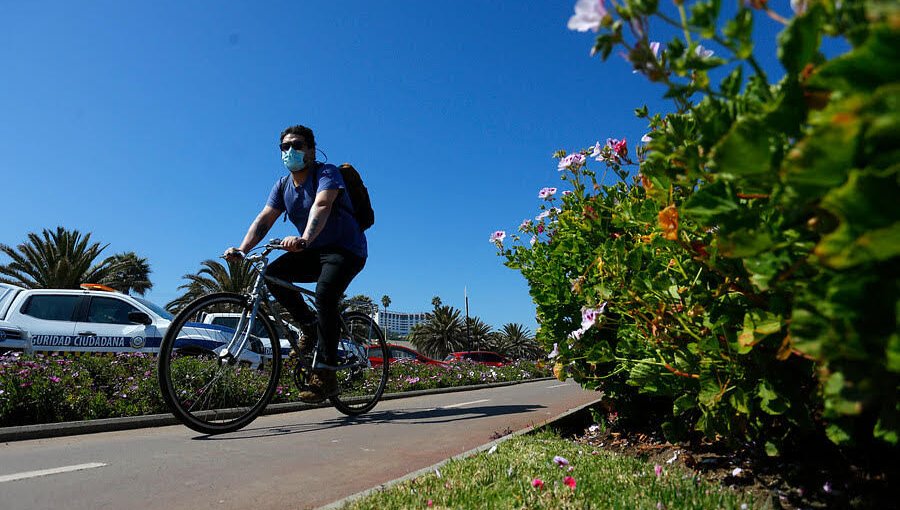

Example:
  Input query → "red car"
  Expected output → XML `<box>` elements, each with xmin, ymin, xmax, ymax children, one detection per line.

<box><xmin>443</xmin><ymin>351</ymin><xmax>510</xmax><ymax>367</ymax></box>
<box><xmin>368</xmin><ymin>344</ymin><xmax>447</xmax><ymax>367</ymax></box>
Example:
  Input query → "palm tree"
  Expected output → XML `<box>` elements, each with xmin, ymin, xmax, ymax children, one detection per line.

<box><xmin>409</xmin><ymin>305</ymin><xmax>466</xmax><ymax>359</ymax></box>
<box><xmin>492</xmin><ymin>323</ymin><xmax>543</xmax><ymax>360</ymax></box>
<box><xmin>166</xmin><ymin>258</ymin><xmax>256</xmax><ymax>312</ymax></box>
<box><xmin>431</xmin><ymin>296</ymin><xmax>442</xmax><ymax>308</ymax></box>
<box><xmin>0</xmin><ymin>227</ymin><xmax>122</xmax><ymax>289</ymax></box>
<box><xmin>464</xmin><ymin>316</ymin><xmax>494</xmax><ymax>351</ymax></box>
<box><xmin>104</xmin><ymin>252</ymin><xmax>152</xmax><ymax>296</ymax></box>
<box><xmin>380</xmin><ymin>294</ymin><xmax>391</xmax><ymax>312</ymax></box>
<box><xmin>345</xmin><ymin>294</ymin><xmax>376</xmax><ymax>315</ymax></box>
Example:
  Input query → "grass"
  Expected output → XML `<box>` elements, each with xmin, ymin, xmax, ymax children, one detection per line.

<box><xmin>338</xmin><ymin>429</ymin><xmax>763</xmax><ymax>510</ymax></box>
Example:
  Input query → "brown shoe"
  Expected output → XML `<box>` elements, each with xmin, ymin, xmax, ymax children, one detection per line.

<box><xmin>292</xmin><ymin>322</ymin><xmax>317</xmax><ymax>358</ymax></box>
<box><xmin>298</xmin><ymin>369</ymin><xmax>339</xmax><ymax>403</ymax></box>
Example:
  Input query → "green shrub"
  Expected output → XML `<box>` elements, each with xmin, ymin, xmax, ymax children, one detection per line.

<box><xmin>497</xmin><ymin>0</ymin><xmax>898</xmax><ymax>451</ymax></box>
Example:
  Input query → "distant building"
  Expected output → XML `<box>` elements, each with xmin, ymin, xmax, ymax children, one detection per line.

<box><xmin>375</xmin><ymin>310</ymin><xmax>428</xmax><ymax>337</ymax></box>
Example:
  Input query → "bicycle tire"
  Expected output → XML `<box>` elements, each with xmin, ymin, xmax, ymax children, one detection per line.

<box><xmin>330</xmin><ymin>311</ymin><xmax>390</xmax><ymax>416</ymax></box>
<box><xmin>157</xmin><ymin>292</ymin><xmax>282</xmax><ymax>434</ymax></box>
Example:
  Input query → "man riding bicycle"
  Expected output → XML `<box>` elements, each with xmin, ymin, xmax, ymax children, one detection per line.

<box><xmin>225</xmin><ymin>124</ymin><xmax>367</xmax><ymax>403</ymax></box>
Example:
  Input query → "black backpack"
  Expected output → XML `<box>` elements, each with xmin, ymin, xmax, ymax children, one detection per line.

<box><xmin>280</xmin><ymin>163</ymin><xmax>374</xmax><ymax>231</ymax></box>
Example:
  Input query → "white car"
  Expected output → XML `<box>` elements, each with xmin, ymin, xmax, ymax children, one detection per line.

<box><xmin>0</xmin><ymin>284</ymin><xmax>266</xmax><ymax>367</ymax></box>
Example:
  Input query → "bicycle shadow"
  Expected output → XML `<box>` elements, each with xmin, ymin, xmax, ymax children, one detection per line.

<box><xmin>194</xmin><ymin>403</ymin><xmax>546</xmax><ymax>441</ymax></box>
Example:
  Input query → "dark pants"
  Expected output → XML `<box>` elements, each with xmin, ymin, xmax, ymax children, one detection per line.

<box><xmin>264</xmin><ymin>248</ymin><xmax>366</xmax><ymax>365</ymax></box>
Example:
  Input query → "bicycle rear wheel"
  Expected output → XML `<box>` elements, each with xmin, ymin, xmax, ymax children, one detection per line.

<box><xmin>330</xmin><ymin>311</ymin><xmax>389</xmax><ymax>416</ymax></box>
<box><xmin>157</xmin><ymin>292</ymin><xmax>282</xmax><ymax>434</ymax></box>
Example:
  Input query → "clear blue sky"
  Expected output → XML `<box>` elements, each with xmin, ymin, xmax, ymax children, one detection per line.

<box><xmin>1</xmin><ymin>1</ymin><xmax>803</xmax><ymax>332</ymax></box>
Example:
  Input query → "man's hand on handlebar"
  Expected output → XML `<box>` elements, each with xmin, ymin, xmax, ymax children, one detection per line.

<box><xmin>281</xmin><ymin>236</ymin><xmax>308</xmax><ymax>252</ymax></box>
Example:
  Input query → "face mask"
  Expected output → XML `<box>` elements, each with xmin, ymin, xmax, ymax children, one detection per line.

<box><xmin>282</xmin><ymin>148</ymin><xmax>306</xmax><ymax>172</ymax></box>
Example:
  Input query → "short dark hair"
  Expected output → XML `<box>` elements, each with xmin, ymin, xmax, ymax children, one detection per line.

<box><xmin>280</xmin><ymin>124</ymin><xmax>315</xmax><ymax>150</ymax></box>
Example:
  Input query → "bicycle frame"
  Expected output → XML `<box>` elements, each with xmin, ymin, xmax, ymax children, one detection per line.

<box><xmin>218</xmin><ymin>241</ymin><xmax>370</xmax><ymax>371</ymax></box>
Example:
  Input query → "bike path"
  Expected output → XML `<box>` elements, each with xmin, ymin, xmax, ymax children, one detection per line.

<box><xmin>0</xmin><ymin>379</ymin><xmax>601</xmax><ymax>510</ymax></box>
<box><xmin>0</xmin><ymin>378</ymin><xmax>555</xmax><ymax>442</ymax></box>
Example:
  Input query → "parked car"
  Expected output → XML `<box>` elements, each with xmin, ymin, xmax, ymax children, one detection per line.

<box><xmin>367</xmin><ymin>343</ymin><xmax>446</xmax><ymax>367</ymax></box>
<box><xmin>443</xmin><ymin>351</ymin><xmax>510</xmax><ymax>367</ymax></box>
<box><xmin>0</xmin><ymin>283</ymin><xmax>267</xmax><ymax>367</ymax></box>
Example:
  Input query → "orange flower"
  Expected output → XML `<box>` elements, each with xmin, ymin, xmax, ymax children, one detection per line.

<box><xmin>658</xmin><ymin>205</ymin><xmax>679</xmax><ymax>240</ymax></box>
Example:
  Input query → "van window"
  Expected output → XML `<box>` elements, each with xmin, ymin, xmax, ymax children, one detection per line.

<box><xmin>210</xmin><ymin>316</ymin><xmax>269</xmax><ymax>338</ymax></box>
<box><xmin>22</xmin><ymin>295</ymin><xmax>80</xmax><ymax>321</ymax></box>
<box><xmin>87</xmin><ymin>297</ymin><xmax>139</xmax><ymax>324</ymax></box>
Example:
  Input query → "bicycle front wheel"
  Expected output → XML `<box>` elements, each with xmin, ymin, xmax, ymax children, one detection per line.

<box><xmin>157</xmin><ymin>292</ymin><xmax>282</xmax><ymax>434</ymax></box>
<box><xmin>330</xmin><ymin>311</ymin><xmax>389</xmax><ymax>416</ymax></box>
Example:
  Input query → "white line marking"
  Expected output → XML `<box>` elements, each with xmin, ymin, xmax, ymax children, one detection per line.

<box><xmin>442</xmin><ymin>399</ymin><xmax>490</xmax><ymax>409</ymax></box>
<box><xmin>546</xmin><ymin>383</ymin><xmax>569</xmax><ymax>388</ymax></box>
<box><xmin>0</xmin><ymin>463</ymin><xmax>107</xmax><ymax>483</ymax></box>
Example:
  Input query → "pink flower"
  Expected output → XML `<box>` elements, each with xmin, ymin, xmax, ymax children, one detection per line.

<box><xmin>654</xmin><ymin>464</ymin><xmax>663</xmax><ymax>477</ymax></box>
<box><xmin>562</xmin><ymin>190</ymin><xmax>573</xmax><ymax>196</ymax></box>
<box><xmin>564</xmin><ymin>476</ymin><xmax>577</xmax><ymax>489</ymax></box>
<box><xmin>48</xmin><ymin>376</ymin><xmax>61</xmax><ymax>383</ymax></box>
<box><xmin>650</xmin><ymin>41</ymin><xmax>661</xmax><ymax>59</ymax></box>
<box><xmin>558</xmin><ymin>153</ymin><xmax>585</xmax><ymax>171</ymax></box>
<box><xmin>427</xmin><ymin>500</ymin><xmax>433</xmax><ymax>507</ymax></box>
<box><xmin>607</xmin><ymin>138</ymin><xmax>628</xmax><ymax>160</ymax></box>
<box><xmin>532</xmin><ymin>478</ymin><xmax>544</xmax><ymax>489</ymax></box>
<box><xmin>553</xmin><ymin>455</ymin><xmax>570</xmax><ymax>467</ymax></box>
<box><xmin>567</xmin><ymin>0</ymin><xmax>608</xmax><ymax>32</ymax></box>
<box><xmin>519</xmin><ymin>219</ymin><xmax>532</xmax><ymax>230</ymax></box>
<box><xmin>489</xmin><ymin>230</ymin><xmax>506</xmax><ymax>245</ymax></box>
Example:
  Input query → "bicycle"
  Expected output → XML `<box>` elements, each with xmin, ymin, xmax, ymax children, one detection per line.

<box><xmin>157</xmin><ymin>240</ymin><xmax>389</xmax><ymax>435</ymax></box>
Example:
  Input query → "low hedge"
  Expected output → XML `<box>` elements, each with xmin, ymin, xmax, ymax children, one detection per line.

<box><xmin>0</xmin><ymin>351</ymin><xmax>551</xmax><ymax>428</ymax></box>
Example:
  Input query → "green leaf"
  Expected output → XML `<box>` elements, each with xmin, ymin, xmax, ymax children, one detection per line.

<box><xmin>673</xmin><ymin>394</ymin><xmax>697</xmax><ymax>416</ymax></box>
<box><xmin>826</xmin><ymin>423</ymin><xmax>853</xmax><ymax>444</ymax></box>
<box><xmin>738</xmin><ymin>311</ymin><xmax>783</xmax><ymax>354</ymax></box>
<box><xmin>723</xmin><ymin>8</ymin><xmax>754</xmax><ymax>60</ymax></box>
<box><xmin>758</xmin><ymin>380</ymin><xmax>789</xmax><ymax>415</ymax></box>
<box><xmin>719</xmin><ymin>65</ymin><xmax>743</xmax><ymax>97</ymax></box>
<box><xmin>811</xmin><ymin>25</ymin><xmax>900</xmax><ymax>93</ymax></box>
<box><xmin>712</xmin><ymin>115</ymin><xmax>777</xmax><ymax>189</ymax></box>
<box><xmin>688</xmin><ymin>0</ymin><xmax>721</xmax><ymax>39</ymax></box>
<box><xmin>816</xmin><ymin>169</ymin><xmax>900</xmax><ymax>269</ymax></box>
<box><xmin>777</xmin><ymin>3</ymin><xmax>824</xmax><ymax>75</ymax></box>
<box><xmin>782</xmin><ymin>103</ymin><xmax>861</xmax><ymax>203</ymax></box>
<box><xmin>682</xmin><ymin>181</ymin><xmax>739</xmax><ymax>224</ymax></box>
<box><xmin>718</xmin><ymin>228</ymin><xmax>774</xmax><ymax>258</ymax></box>
<box><xmin>764</xmin><ymin>440</ymin><xmax>780</xmax><ymax>457</ymax></box>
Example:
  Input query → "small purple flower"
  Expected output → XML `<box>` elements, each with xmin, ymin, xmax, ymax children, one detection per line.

<box><xmin>519</xmin><ymin>219</ymin><xmax>532</xmax><ymax>230</ymax></box>
<box><xmin>650</xmin><ymin>41</ymin><xmax>661</xmax><ymax>59</ymax></box>
<box><xmin>567</xmin><ymin>0</ymin><xmax>608</xmax><ymax>33</ymax></box>
<box><xmin>553</xmin><ymin>455</ymin><xmax>570</xmax><ymax>467</ymax></box>
<box><xmin>654</xmin><ymin>464</ymin><xmax>663</xmax><ymax>477</ymax></box>
<box><xmin>558</xmin><ymin>153</ymin><xmax>585</xmax><ymax>171</ymax></box>
<box><xmin>538</xmin><ymin>187</ymin><xmax>558</xmax><ymax>199</ymax></box>
<box><xmin>823</xmin><ymin>481</ymin><xmax>833</xmax><ymax>494</ymax></box>
<box><xmin>49</xmin><ymin>376</ymin><xmax>61</xmax><ymax>383</ymax></box>
<box><xmin>562</xmin><ymin>190</ymin><xmax>573</xmax><ymax>197</ymax></box>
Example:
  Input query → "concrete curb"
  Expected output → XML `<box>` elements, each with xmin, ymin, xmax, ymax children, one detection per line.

<box><xmin>0</xmin><ymin>377</ymin><xmax>556</xmax><ymax>442</ymax></box>
<box><xmin>317</xmin><ymin>393</ymin><xmax>603</xmax><ymax>510</ymax></box>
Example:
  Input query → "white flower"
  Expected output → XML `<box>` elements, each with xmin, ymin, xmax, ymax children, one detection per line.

<box><xmin>732</xmin><ymin>467</ymin><xmax>743</xmax><ymax>477</ymax></box>
<box><xmin>567</xmin><ymin>0</ymin><xmax>608</xmax><ymax>33</ymax></box>
<box><xmin>548</xmin><ymin>343</ymin><xmax>560</xmax><ymax>359</ymax></box>
<box><xmin>694</xmin><ymin>44</ymin><xmax>714</xmax><ymax>58</ymax></box>
<box><xmin>641</xmin><ymin>133</ymin><xmax>652</xmax><ymax>143</ymax></box>
<box><xmin>489</xmin><ymin>230</ymin><xmax>506</xmax><ymax>245</ymax></box>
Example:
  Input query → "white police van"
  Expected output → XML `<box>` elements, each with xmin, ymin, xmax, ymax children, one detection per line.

<box><xmin>0</xmin><ymin>283</ymin><xmax>266</xmax><ymax>367</ymax></box>
<box><xmin>201</xmin><ymin>312</ymin><xmax>298</xmax><ymax>357</ymax></box>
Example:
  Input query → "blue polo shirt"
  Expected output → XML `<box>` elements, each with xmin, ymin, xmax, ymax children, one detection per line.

<box><xmin>267</xmin><ymin>163</ymin><xmax>368</xmax><ymax>259</ymax></box>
